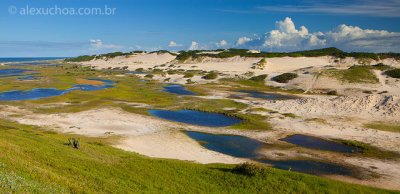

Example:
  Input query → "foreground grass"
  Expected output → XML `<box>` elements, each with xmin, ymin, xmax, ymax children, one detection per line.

<box><xmin>364</xmin><ymin>122</ymin><xmax>400</xmax><ymax>133</ymax></box>
<box><xmin>0</xmin><ymin>120</ymin><xmax>395</xmax><ymax>193</ymax></box>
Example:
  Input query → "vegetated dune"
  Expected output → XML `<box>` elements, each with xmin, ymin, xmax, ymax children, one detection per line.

<box><xmin>80</xmin><ymin>51</ymin><xmax>400</xmax><ymax>74</ymax></box>
<box><xmin>80</xmin><ymin>52</ymin><xmax>176</xmax><ymax>69</ymax></box>
<box><xmin>261</xmin><ymin>94</ymin><xmax>400</xmax><ymax>122</ymax></box>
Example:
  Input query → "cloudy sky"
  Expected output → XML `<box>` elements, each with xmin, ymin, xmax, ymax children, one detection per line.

<box><xmin>0</xmin><ymin>0</ymin><xmax>399</xmax><ymax>57</ymax></box>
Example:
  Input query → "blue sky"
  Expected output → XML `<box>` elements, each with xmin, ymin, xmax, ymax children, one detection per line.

<box><xmin>0</xmin><ymin>0</ymin><xmax>399</xmax><ymax>57</ymax></box>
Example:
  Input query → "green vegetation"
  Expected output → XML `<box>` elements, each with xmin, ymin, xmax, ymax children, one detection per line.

<box><xmin>0</xmin><ymin>120</ymin><xmax>393</xmax><ymax>193</ymax></box>
<box><xmin>272</xmin><ymin>73</ymin><xmax>298</xmax><ymax>83</ymax></box>
<box><xmin>305</xmin><ymin>118</ymin><xmax>328</xmax><ymax>124</ymax></box>
<box><xmin>249</xmin><ymin>74</ymin><xmax>268</xmax><ymax>82</ymax></box>
<box><xmin>325</xmin><ymin>66</ymin><xmax>379</xmax><ymax>83</ymax></box>
<box><xmin>232</xmin><ymin>163</ymin><xmax>267</xmax><ymax>176</ymax></box>
<box><xmin>68</xmin><ymin>138</ymin><xmax>80</xmax><ymax>149</ymax></box>
<box><xmin>65</xmin><ymin>47</ymin><xmax>400</xmax><ymax>63</ymax></box>
<box><xmin>364</xmin><ymin>122</ymin><xmax>400</xmax><ymax>133</ymax></box>
<box><xmin>251</xmin><ymin>58</ymin><xmax>267</xmax><ymax>70</ymax></box>
<box><xmin>98</xmin><ymin>51</ymin><xmax>131</xmax><ymax>58</ymax></box>
<box><xmin>326</xmin><ymin>90</ymin><xmax>338</xmax><ymax>95</ymax></box>
<box><xmin>371</xmin><ymin>63</ymin><xmax>392</xmax><ymax>71</ymax></box>
<box><xmin>64</xmin><ymin>55</ymin><xmax>96</xmax><ymax>62</ymax></box>
<box><xmin>64</xmin><ymin>51</ymin><xmax>141</xmax><ymax>62</ymax></box>
<box><xmin>232</xmin><ymin>113</ymin><xmax>272</xmax><ymax>130</ymax></box>
<box><xmin>183</xmin><ymin>72</ymin><xmax>194</xmax><ymax>78</ymax></box>
<box><xmin>144</xmin><ymin>74</ymin><xmax>154</xmax><ymax>78</ymax></box>
<box><xmin>282</xmin><ymin>113</ymin><xmax>299</xmax><ymax>118</ymax></box>
<box><xmin>338</xmin><ymin>139</ymin><xmax>399</xmax><ymax>159</ymax></box>
<box><xmin>175</xmin><ymin>47</ymin><xmax>400</xmax><ymax>61</ymax></box>
<box><xmin>385</xmin><ymin>69</ymin><xmax>400</xmax><ymax>78</ymax></box>
<box><xmin>202</xmin><ymin>71</ymin><xmax>218</xmax><ymax>80</ymax></box>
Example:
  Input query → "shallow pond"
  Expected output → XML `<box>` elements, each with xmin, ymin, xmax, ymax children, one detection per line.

<box><xmin>0</xmin><ymin>68</ymin><xmax>33</xmax><ymax>78</ymax></box>
<box><xmin>163</xmin><ymin>84</ymin><xmax>195</xmax><ymax>95</ymax></box>
<box><xmin>185</xmin><ymin>131</ymin><xmax>263</xmax><ymax>158</ymax></box>
<box><xmin>239</xmin><ymin>90</ymin><xmax>299</xmax><ymax>100</ymax></box>
<box><xmin>185</xmin><ymin>131</ymin><xmax>354</xmax><ymax>176</ymax></box>
<box><xmin>259</xmin><ymin>159</ymin><xmax>353</xmax><ymax>176</ymax></box>
<box><xmin>0</xmin><ymin>78</ymin><xmax>115</xmax><ymax>101</ymax></box>
<box><xmin>148</xmin><ymin>110</ymin><xmax>241</xmax><ymax>127</ymax></box>
<box><xmin>281</xmin><ymin>134</ymin><xmax>362</xmax><ymax>153</ymax></box>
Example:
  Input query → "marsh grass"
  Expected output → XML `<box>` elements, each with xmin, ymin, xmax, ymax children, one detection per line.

<box><xmin>337</xmin><ymin>139</ymin><xmax>399</xmax><ymax>160</ymax></box>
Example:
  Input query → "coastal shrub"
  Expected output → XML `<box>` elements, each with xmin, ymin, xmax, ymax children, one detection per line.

<box><xmin>152</xmin><ymin>69</ymin><xmax>164</xmax><ymax>74</ymax></box>
<box><xmin>249</xmin><ymin>74</ymin><xmax>267</xmax><ymax>82</ymax></box>
<box><xmin>144</xmin><ymin>74</ymin><xmax>154</xmax><ymax>79</ymax></box>
<box><xmin>232</xmin><ymin>163</ymin><xmax>266</xmax><ymax>176</ymax></box>
<box><xmin>326</xmin><ymin>90</ymin><xmax>337</xmax><ymax>95</ymax></box>
<box><xmin>272</xmin><ymin>73</ymin><xmax>298</xmax><ymax>83</ymax></box>
<box><xmin>202</xmin><ymin>71</ymin><xmax>218</xmax><ymax>80</ymax></box>
<box><xmin>135</xmin><ymin>68</ymin><xmax>144</xmax><ymax>72</ymax></box>
<box><xmin>385</xmin><ymin>69</ymin><xmax>400</xmax><ymax>78</ymax></box>
<box><xmin>183</xmin><ymin>73</ymin><xmax>194</xmax><ymax>78</ymax></box>
<box><xmin>68</xmin><ymin>138</ymin><xmax>80</xmax><ymax>149</ymax></box>
<box><xmin>371</xmin><ymin>63</ymin><xmax>391</xmax><ymax>71</ymax></box>
<box><xmin>65</xmin><ymin>55</ymin><xmax>96</xmax><ymax>62</ymax></box>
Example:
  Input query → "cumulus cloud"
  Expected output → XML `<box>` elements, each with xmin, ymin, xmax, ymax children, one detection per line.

<box><xmin>216</xmin><ymin>40</ymin><xmax>228</xmax><ymax>47</ymax></box>
<box><xmin>236</xmin><ymin>37</ymin><xmax>252</xmax><ymax>46</ymax></box>
<box><xmin>168</xmin><ymin>41</ymin><xmax>182</xmax><ymax>47</ymax></box>
<box><xmin>235</xmin><ymin>17</ymin><xmax>400</xmax><ymax>52</ymax></box>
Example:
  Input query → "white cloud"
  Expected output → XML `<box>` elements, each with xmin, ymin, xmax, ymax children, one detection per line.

<box><xmin>216</xmin><ymin>40</ymin><xmax>228</xmax><ymax>47</ymax></box>
<box><xmin>168</xmin><ymin>41</ymin><xmax>182</xmax><ymax>47</ymax></box>
<box><xmin>236</xmin><ymin>37</ymin><xmax>252</xmax><ymax>46</ymax></box>
<box><xmin>90</xmin><ymin>39</ymin><xmax>121</xmax><ymax>50</ymax></box>
<box><xmin>262</xmin><ymin>17</ymin><xmax>322</xmax><ymax>50</ymax></box>
<box><xmin>188</xmin><ymin>41</ymin><xmax>199</xmax><ymax>50</ymax></box>
<box><xmin>235</xmin><ymin>17</ymin><xmax>400</xmax><ymax>52</ymax></box>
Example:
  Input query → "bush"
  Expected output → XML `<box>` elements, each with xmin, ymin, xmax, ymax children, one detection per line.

<box><xmin>272</xmin><ymin>73</ymin><xmax>298</xmax><ymax>83</ymax></box>
<box><xmin>249</xmin><ymin>74</ymin><xmax>267</xmax><ymax>82</ymax></box>
<box><xmin>68</xmin><ymin>138</ymin><xmax>80</xmax><ymax>149</ymax></box>
<box><xmin>202</xmin><ymin>71</ymin><xmax>218</xmax><ymax>80</ymax></box>
<box><xmin>135</xmin><ymin>68</ymin><xmax>144</xmax><ymax>72</ymax></box>
<box><xmin>371</xmin><ymin>63</ymin><xmax>391</xmax><ymax>71</ymax></box>
<box><xmin>183</xmin><ymin>73</ymin><xmax>194</xmax><ymax>78</ymax></box>
<box><xmin>385</xmin><ymin>69</ymin><xmax>400</xmax><ymax>78</ymax></box>
<box><xmin>326</xmin><ymin>90</ymin><xmax>337</xmax><ymax>95</ymax></box>
<box><xmin>232</xmin><ymin>163</ymin><xmax>266</xmax><ymax>176</ymax></box>
<box><xmin>144</xmin><ymin>74</ymin><xmax>154</xmax><ymax>79</ymax></box>
<box><xmin>65</xmin><ymin>55</ymin><xmax>96</xmax><ymax>62</ymax></box>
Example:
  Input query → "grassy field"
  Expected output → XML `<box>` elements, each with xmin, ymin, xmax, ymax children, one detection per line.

<box><xmin>0</xmin><ymin>119</ymin><xmax>397</xmax><ymax>193</ymax></box>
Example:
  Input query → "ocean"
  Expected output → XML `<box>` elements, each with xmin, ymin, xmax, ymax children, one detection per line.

<box><xmin>0</xmin><ymin>57</ymin><xmax>65</xmax><ymax>63</ymax></box>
